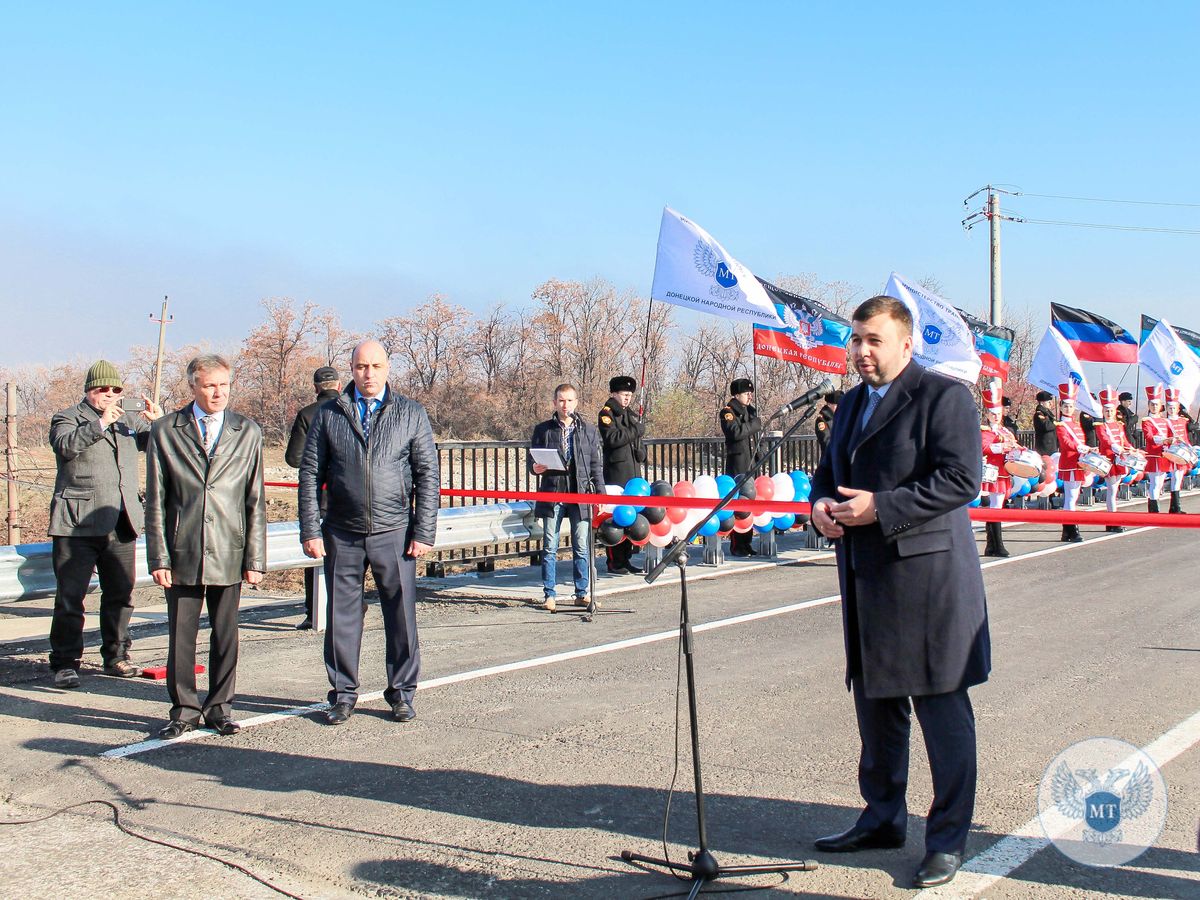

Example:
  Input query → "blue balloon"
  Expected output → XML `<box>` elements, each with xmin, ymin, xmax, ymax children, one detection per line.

<box><xmin>717</xmin><ymin>507</ymin><xmax>734</xmax><ymax>522</ymax></box>
<box><xmin>612</xmin><ymin>505</ymin><xmax>637</xmax><ymax>528</ymax></box>
<box><xmin>1012</xmin><ymin>481</ymin><xmax>1029</xmax><ymax>498</ymax></box>
<box><xmin>1056</xmin><ymin>477</ymin><xmax>1064</xmax><ymax>490</ymax></box>
<box><xmin>774</xmin><ymin>513</ymin><xmax>796</xmax><ymax>531</ymax></box>
<box><xmin>753</xmin><ymin>522</ymin><xmax>774</xmax><ymax>533</ymax></box>
<box><xmin>1027</xmin><ymin>475</ymin><xmax>1040</xmax><ymax>492</ymax></box>
<box><xmin>624</xmin><ymin>477</ymin><xmax>651</xmax><ymax>497</ymax></box>
<box><xmin>1122</xmin><ymin>473</ymin><xmax>1133</xmax><ymax>484</ymax></box>
<box><xmin>715</xmin><ymin>474</ymin><xmax>736</xmax><ymax>497</ymax></box>
<box><xmin>698</xmin><ymin>515</ymin><xmax>721</xmax><ymax>536</ymax></box>
<box><xmin>969</xmin><ymin>495</ymin><xmax>982</xmax><ymax>508</ymax></box>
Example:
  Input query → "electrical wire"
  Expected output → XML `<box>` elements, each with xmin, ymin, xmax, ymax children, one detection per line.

<box><xmin>0</xmin><ymin>799</ymin><xmax>305</xmax><ymax>898</ymax></box>
<box><xmin>1011</xmin><ymin>217</ymin><xmax>1200</xmax><ymax>235</ymax></box>
<box><xmin>1013</xmin><ymin>191</ymin><xmax>1200</xmax><ymax>209</ymax></box>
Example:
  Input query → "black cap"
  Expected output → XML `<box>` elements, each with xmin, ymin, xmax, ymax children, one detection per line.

<box><xmin>609</xmin><ymin>375</ymin><xmax>637</xmax><ymax>393</ymax></box>
<box><xmin>1036</xmin><ymin>390</ymin><xmax>1053</xmax><ymax>402</ymax></box>
<box><xmin>730</xmin><ymin>378</ymin><xmax>754</xmax><ymax>395</ymax></box>
<box><xmin>313</xmin><ymin>366</ymin><xmax>339</xmax><ymax>385</ymax></box>
<box><xmin>1119</xmin><ymin>391</ymin><xmax>1133</xmax><ymax>401</ymax></box>
<box><xmin>1002</xmin><ymin>396</ymin><xmax>1012</xmax><ymax>407</ymax></box>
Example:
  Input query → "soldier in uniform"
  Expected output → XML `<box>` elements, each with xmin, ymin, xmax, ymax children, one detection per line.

<box><xmin>1032</xmin><ymin>390</ymin><xmax>1058</xmax><ymax>467</ymax></box>
<box><xmin>721</xmin><ymin>377</ymin><xmax>762</xmax><ymax>557</ymax></box>
<box><xmin>1116</xmin><ymin>391</ymin><xmax>1139</xmax><ymax>445</ymax></box>
<box><xmin>1164</xmin><ymin>386</ymin><xmax>1190</xmax><ymax>514</ymax></box>
<box><xmin>979</xmin><ymin>386</ymin><xmax>1018</xmax><ymax>557</ymax></box>
<box><xmin>815</xmin><ymin>390</ymin><xmax>843</xmax><ymax>458</ymax></box>
<box><xmin>1054</xmin><ymin>383</ymin><xmax>1090</xmax><ymax>543</ymax></box>
<box><xmin>598</xmin><ymin>375</ymin><xmax>646</xmax><ymax>575</ymax></box>
<box><xmin>1141</xmin><ymin>384</ymin><xmax>1171</xmax><ymax>514</ymax></box>
<box><xmin>1000</xmin><ymin>396</ymin><xmax>1018</xmax><ymax>431</ymax></box>
<box><xmin>1095</xmin><ymin>385</ymin><xmax>1137</xmax><ymax>532</ymax></box>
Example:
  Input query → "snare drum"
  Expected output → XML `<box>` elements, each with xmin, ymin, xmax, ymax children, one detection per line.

<box><xmin>1117</xmin><ymin>450</ymin><xmax>1146</xmax><ymax>473</ymax></box>
<box><xmin>1163</xmin><ymin>440</ymin><xmax>1198</xmax><ymax>468</ymax></box>
<box><xmin>1003</xmin><ymin>447</ymin><xmax>1043</xmax><ymax>478</ymax></box>
<box><xmin>981</xmin><ymin>462</ymin><xmax>999</xmax><ymax>484</ymax></box>
<box><xmin>1079</xmin><ymin>449</ymin><xmax>1112</xmax><ymax>477</ymax></box>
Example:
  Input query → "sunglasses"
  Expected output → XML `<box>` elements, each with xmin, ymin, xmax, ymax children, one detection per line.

<box><xmin>93</xmin><ymin>386</ymin><xmax>123</xmax><ymax>394</ymax></box>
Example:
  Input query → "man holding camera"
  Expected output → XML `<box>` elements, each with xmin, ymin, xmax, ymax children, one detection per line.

<box><xmin>47</xmin><ymin>360</ymin><xmax>161</xmax><ymax>688</ymax></box>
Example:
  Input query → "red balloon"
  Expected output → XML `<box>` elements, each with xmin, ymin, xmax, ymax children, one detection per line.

<box><xmin>674</xmin><ymin>481</ymin><xmax>695</xmax><ymax>497</ymax></box>
<box><xmin>592</xmin><ymin>510</ymin><xmax>612</xmax><ymax>529</ymax></box>
<box><xmin>754</xmin><ymin>475</ymin><xmax>775</xmax><ymax>502</ymax></box>
<box><xmin>650</xmin><ymin>517</ymin><xmax>672</xmax><ymax>537</ymax></box>
<box><xmin>630</xmin><ymin>535</ymin><xmax>651</xmax><ymax>547</ymax></box>
<box><xmin>666</xmin><ymin>505</ymin><xmax>687</xmax><ymax>524</ymax></box>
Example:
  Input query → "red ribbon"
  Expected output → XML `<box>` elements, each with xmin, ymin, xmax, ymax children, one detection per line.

<box><xmin>267</xmin><ymin>481</ymin><xmax>1200</xmax><ymax>528</ymax></box>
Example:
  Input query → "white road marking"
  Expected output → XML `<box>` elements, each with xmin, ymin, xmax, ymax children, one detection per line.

<box><xmin>916</xmin><ymin>708</ymin><xmax>1200</xmax><ymax>898</ymax></box>
<box><xmin>99</xmin><ymin>523</ymin><xmax>1170</xmax><ymax>762</ymax></box>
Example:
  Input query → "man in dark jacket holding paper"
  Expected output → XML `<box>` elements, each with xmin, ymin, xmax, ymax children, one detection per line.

<box><xmin>529</xmin><ymin>383</ymin><xmax>603</xmax><ymax>612</ymax></box>
<box><xmin>809</xmin><ymin>296</ymin><xmax>990</xmax><ymax>889</ymax></box>
<box><xmin>299</xmin><ymin>340</ymin><xmax>440</xmax><ymax>726</ymax></box>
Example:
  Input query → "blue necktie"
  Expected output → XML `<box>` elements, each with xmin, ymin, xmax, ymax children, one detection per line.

<box><xmin>861</xmin><ymin>390</ymin><xmax>882</xmax><ymax>430</ymax></box>
<box><xmin>359</xmin><ymin>398</ymin><xmax>376</xmax><ymax>443</ymax></box>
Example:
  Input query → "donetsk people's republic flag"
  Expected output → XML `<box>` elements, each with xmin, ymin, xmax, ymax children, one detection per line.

<box><xmin>1050</xmin><ymin>303</ymin><xmax>1138</xmax><ymax>363</ymax></box>
<box><xmin>883</xmin><ymin>273</ymin><xmax>982</xmax><ymax>383</ymax></box>
<box><xmin>956</xmin><ymin>307</ymin><xmax>1015</xmax><ymax>381</ymax></box>
<box><xmin>650</xmin><ymin>207</ymin><xmax>787</xmax><ymax>328</ymax></box>
<box><xmin>752</xmin><ymin>279</ymin><xmax>851</xmax><ymax>374</ymax></box>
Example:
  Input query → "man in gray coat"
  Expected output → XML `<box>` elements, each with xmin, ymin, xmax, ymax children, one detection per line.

<box><xmin>810</xmin><ymin>296</ymin><xmax>990</xmax><ymax>889</ymax></box>
<box><xmin>48</xmin><ymin>360</ymin><xmax>162</xmax><ymax>688</ymax></box>
<box><xmin>145</xmin><ymin>354</ymin><xmax>266</xmax><ymax>740</ymax></box>
<box><xmin>299</xmin><ymin>339</ymin><xmax>439</xmax><ymax>726</ymax></box>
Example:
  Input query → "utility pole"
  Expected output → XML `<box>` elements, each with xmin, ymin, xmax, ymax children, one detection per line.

<box><xmin>963</xmin><ymin>185</ymin><xmax>1020</xmax><ymax>327</ymax></box>
<box><xmin>5</xmin><ymin>383</ymin><xmax>19</xmax><ymax>545</ymax></box>
<box><xmin>149</xmin><ymin>296</ymin><xmax>173</xmax><ymax>406</ymax></box>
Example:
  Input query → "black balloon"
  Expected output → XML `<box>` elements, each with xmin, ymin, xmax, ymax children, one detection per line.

<box><xmin>650</xmin><ymin>480</ymin><xmax>675</xmax><ymax>497</ymax></box>
<box><xmin>624</xmin><ymin>514</ymin><xmax>651</xmax><ymax>542</ymax></box>
<box><xmin>643</xmin><ymin>506</ymin><xmax>666</xmax><ymax>525</ymax></box>
<box><xmin>597</xmin><ymin>520</ymin><xmax>627</xmax><ymax>547</ymax></box>
<box><xmin>739</xmin><ymin>480</ymin><xmax>757</xmax><ymax>500</ymax></box>
<box><xmin>733</xmin><ymin>509</ymin><xmax>752</xmax><ymax>521</ymax></box>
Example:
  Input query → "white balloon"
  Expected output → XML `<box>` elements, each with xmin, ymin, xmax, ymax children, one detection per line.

<box><xmin>692</xmin><ymin>475</ymin><xmax>719</xmax><ymax>499</ymax></box>
<box><xmin>770</xmin><ymin>472</ymin><xmax>795</xmax><ymax>502</ymax></box>
<box><xmin>753</xmin><ymin>512</ymin><xmax>773</xmax><ymax>527</ymax></box>
<box><xmin>648</xmin><ymin>529</ymin><xmax>674</xmax><ymax>548</ymax></box>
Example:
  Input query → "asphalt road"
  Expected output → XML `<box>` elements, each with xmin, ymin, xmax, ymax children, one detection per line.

<box><xmin>1</xmin><ymin>513</ymin><xmax>1197</xmax><ymax>899</ymax></box>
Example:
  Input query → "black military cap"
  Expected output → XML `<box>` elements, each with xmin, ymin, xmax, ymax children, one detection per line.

<box><xmin>1119</xmin><ymin>391</ymin><xmax>1133</xmax><ymax>401</ymax></box>
<box><xmin>730</xmin><ymin>378</ymin><xmax>754</xmax><ymax>395</ymax></box>
<box><xmin>609</xmin><ymin>375</ymin><xmax>637</xmax><ymax>393</ymax></box>
<box><xmin>1036</xmin><ymin>390</ymin><xmax>1053</xmax><ymax>402</ymax></box>
<box><xmin>313</xmin><ymin>366</ymin><xmax>339</xmax><ymax>385</ymax></box>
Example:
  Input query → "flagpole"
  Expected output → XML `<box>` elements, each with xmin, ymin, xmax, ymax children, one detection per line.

<box><xmin>637</xmin><ymin>297</ymin><xmax>654</xmax><ymax>417</ymax></box>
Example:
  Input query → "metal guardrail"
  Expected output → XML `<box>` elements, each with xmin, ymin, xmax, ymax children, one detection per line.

<box><xmin>0</xmin><ymin>503</ymin><xmax>543</xmax><ymax>603</ymax></box>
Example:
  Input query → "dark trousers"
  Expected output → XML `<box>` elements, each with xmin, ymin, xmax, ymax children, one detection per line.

<box><xmin>729</xmin><ymin>528</ymin><xmax>754</xmax><ymax>555</ymax></box>
<box><xmin>606</xmin><ymin>540</ymin><xmax>633</xmax><ymax>570</ymax></box>
<box><xmin>165</xmin><ymin>583</ymin><xmax>241</xmax><ymax>724</ymax></box>
<box><xmin>323</xmin><ymin>526</ymin><xmax>420</xmax><ymax>708</ymax></box>
<box><xmin>851</xmin><ymin>679</ymin><xmax>977</xmax><ymax>854</ymax></box>
<box><xmin>49</xmin><ymin>526</ymin><xmax>136</xmax><ymax>671</ymax></box>
<box><xmin>302</xmin><ymin>567</ymin><xmax>317</xmax><ymax>619</ymax></box>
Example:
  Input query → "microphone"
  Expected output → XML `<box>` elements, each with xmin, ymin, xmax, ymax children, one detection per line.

<box><xmin>771</xmin><ymin>379</ymin><xmax>834</xmax><ymax>419</ymax></box>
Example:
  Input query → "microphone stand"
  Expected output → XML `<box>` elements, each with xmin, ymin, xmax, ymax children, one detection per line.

<box><xmin>620</xmin><ymin>402</ymin><xmax>822</xmax><ymax>896</ymax></box>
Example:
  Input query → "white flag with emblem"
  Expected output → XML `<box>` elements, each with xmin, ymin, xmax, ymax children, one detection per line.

<box><xmin>1028</xmin><ymin>325</ymin><xmax>1103</xmax><ymax>418</ymax></box>
<box><xmin>650</xmin><ymin>207</ymin><xmax>788</xmax><ymax>328</ymax></box>
<box><xmin>883</xmin><ymin>273</ymin><xmax>982</xmax><ymax>382</ymax></box>
<box><xmin>1139</xmin><ymin>317</ymin><xmax>1200</xmax><ymax>410</ymax></box>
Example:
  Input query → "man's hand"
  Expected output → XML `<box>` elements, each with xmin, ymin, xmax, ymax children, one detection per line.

<box><xmin>828</xmin><ymin>485</ymin><xmax>878</xmax><ymax>527</ymax></box>
<box><xmin>151</xmin><ymin>568</ymin><xmax>173</xmax><ymax>588</ymax></box>
<box><xmin>142</xmin><ymin>395</ymin><xmax>163</xmax><ymax>422</ymax></box>
<box><xmin>302</xmin><ymin>538</ymin><xmax>326</xmax><ymax>559</ymax></box>
<box><xmin>244</xmin><ymin>570</ymin><xmax>263</xmax><ymax>585</ymax></box>
<box><xmin>100</xmin><ymin>403</ymin><xmax>123</xmax><ymax>427</ymax></box>
<box><xmin>407</xmin><ymin>540</ymin><xmax>433</xmax><ymax>558</ymax></box>
<box><xmin>811</xmin><ymin>498</ymin><xmax>845</xmax><ymax>539</ymax></box>
<box><xmin>532</xmin><ymin>463</ymin><xmax>547</xmax><ymax>474</ymax></box>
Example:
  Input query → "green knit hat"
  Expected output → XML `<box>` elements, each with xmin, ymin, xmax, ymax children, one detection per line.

<box><xmin>84</xmin><ymin>360</ymin><xmax>123</xmax><ymax>392</ymax></box>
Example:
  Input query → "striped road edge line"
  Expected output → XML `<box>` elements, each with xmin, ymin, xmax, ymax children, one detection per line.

<box><xmin>916</xmin><ymin>707</ymin><xmax>1200</xmax><ymax>898</ymax></box>
<box><xmin>99</xmin><ymin>523</ymin><xmax>1167</xmax><ymax>760</ymax></box>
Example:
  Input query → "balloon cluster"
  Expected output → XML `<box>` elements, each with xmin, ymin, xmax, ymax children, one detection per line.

<box><xmin>593</xmin><ymin>472</ymin><xmax>814</xmax><ymax>548</ymax></box>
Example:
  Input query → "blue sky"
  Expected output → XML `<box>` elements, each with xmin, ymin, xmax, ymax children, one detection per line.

<box><xmin>2</xmin><ymin>3</ymin><xmax>1197</xmax><ymax>366</ymax></box>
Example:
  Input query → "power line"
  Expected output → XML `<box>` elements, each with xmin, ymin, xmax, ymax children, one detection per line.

<box><xmin>1014</xmin><ymin>191</ymin><xmax>1200</xmax><ymax>209</ymax></box>
<box><xmin>1008</xmin><ymin>215</ymin><xmax>1200</xmax><ymax>235</ymax></box>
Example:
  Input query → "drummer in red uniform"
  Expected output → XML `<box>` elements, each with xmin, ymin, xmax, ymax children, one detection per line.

<box><xmin>1141</xmin><ymin>384</ymin><xmax>1171</xmax><ymax>514</ymax></box>
<box><xmin>1095</xmin><ymin>385</ymin><xmax>1137</xmax><ymax>532</ymax></box>
<box><xmin>980</xmin><ymin>385</ymin><xmax>1019</xmax><ymax>557</ymax></box>
<box><xmin>1164</xmin><ymin>386</ymin><xmax>1191</xmax><ymax>514</ymax></box>
<box><xmin>1055</xmin><ymin>382</ymin><xmax>1090</xmax><ymax>543</ymax></box>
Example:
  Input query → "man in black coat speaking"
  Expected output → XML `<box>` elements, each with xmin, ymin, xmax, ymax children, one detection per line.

<box><xmin>809</xmin><ymin>295</ymin><xmax>990</xmax><ymax>889</ymax></box>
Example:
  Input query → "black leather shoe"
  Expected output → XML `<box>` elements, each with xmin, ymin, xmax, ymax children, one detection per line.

<box><xmin>1106</xmin><ymin>525</ymin><xmax>1125</xmax><ymax>533</ymax></box>
<box><xmin>205</xmin><ymin>717</ymin><xmax>242</xmax><ymax>736</ymax></box>
<box><xmin>625</xmin><ymin>563</ymin><xmax>645</xmax><ymax>575</ymax></box>
<box><xmin>295</xmin><ymin>617</ymin><xmax>313</xmax><ymax>630</ymax></box>
<box><xmin>325</xmin><ymin>702</ymin><xmax>353</xmax><ymax>725</ymax></box>
<box><xmin>391</xmin><ymin>700</ymin><xmax>417</xmax><ymax>722</ymax></box>
<box><xmin>607</xmin><ymin>566</ymin><xmax>631</xmax><ymax>576</ymax></box>
<box><xmin>158</xmin><ymin>720</ymin><xmax>197</xmax><ymax>740</ymax></box>
<box><xmin>813</xmin><ymin>825</ymin><xmax>906</xmax><ymax>852</ymax></box>
<box><xmin>913</xmin><ymin>851</ymin><xmax>962</xmax><ymax>888</ymax></box>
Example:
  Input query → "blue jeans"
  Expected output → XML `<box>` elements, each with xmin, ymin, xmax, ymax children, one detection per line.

<box><xmin>540</xmin><ymin>504</ymin><xmax>590</xmax><ymax>598</ymax></box>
